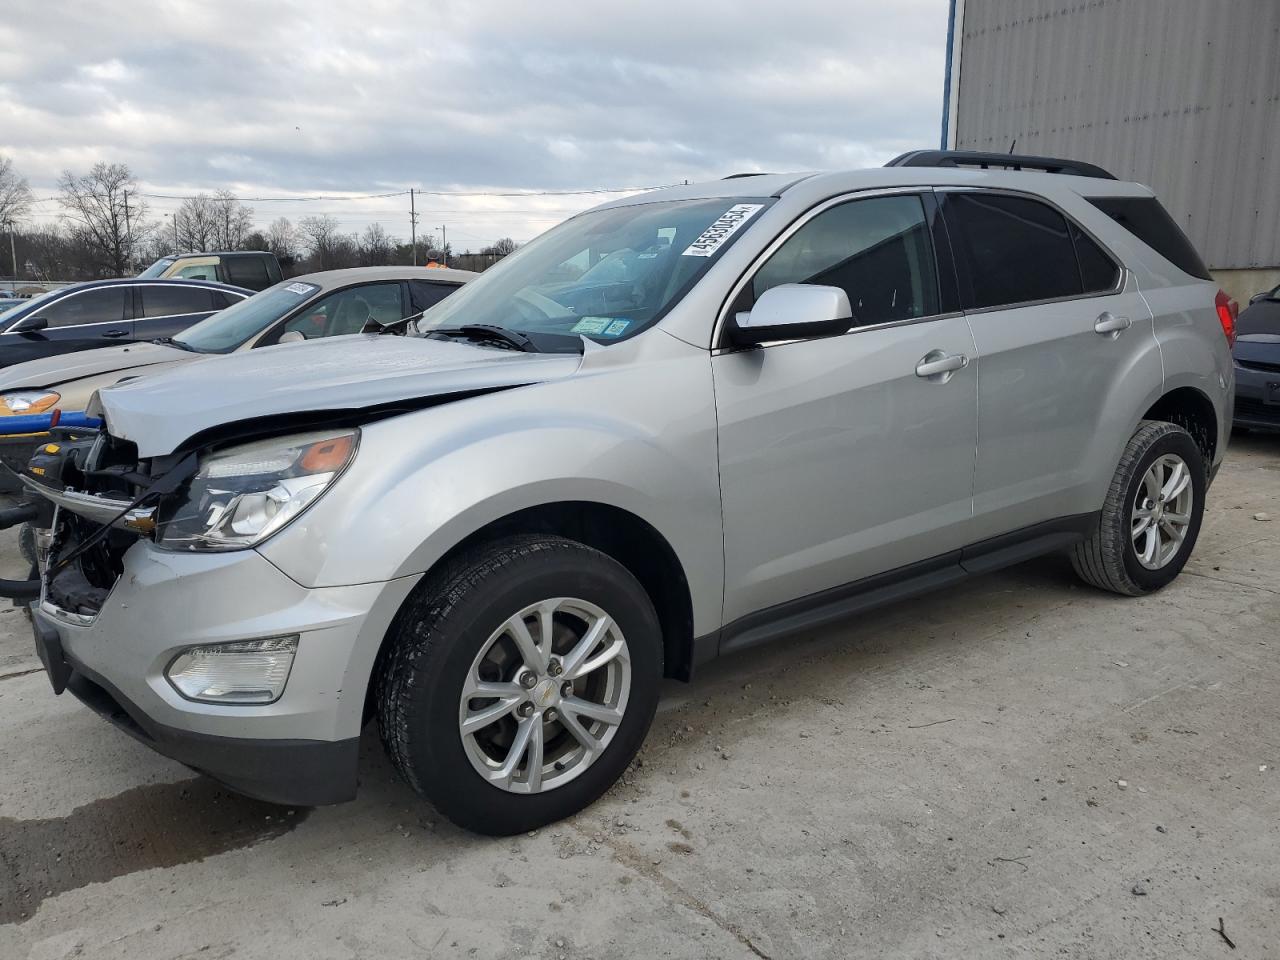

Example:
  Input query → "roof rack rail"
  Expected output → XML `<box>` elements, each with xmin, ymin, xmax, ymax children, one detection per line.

<box><xmin>885</xmin><ymin>150</ymin><xmax>1116</xmax><ymax>181</ymax></box>
<box><xmin>722</xmin><ymin>172</ymin><xmax>775</xmax><ymax>179</ymax></box>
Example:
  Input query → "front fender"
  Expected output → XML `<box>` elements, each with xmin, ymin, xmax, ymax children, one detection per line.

<box><xmin>257</xmin><ymin>340</ymin><xmax>724</xmax><ymax>636</ymax></box>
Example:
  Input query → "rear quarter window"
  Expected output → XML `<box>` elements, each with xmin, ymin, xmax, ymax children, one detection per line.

<box><xmin>1086</xmin><ymin>196</ymin><xmax>1212</xmax><ymax>281</ymax></box>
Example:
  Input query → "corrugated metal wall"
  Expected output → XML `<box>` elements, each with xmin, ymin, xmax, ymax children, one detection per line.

<box><xmin>952</xmin><ymin>0</ymin><xmax>1280</xmax><ymax>270</ymax></box>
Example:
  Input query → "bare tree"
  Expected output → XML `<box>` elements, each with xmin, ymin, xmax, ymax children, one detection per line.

<box><xmin>483</xmin><ymin>237</ymin><xmax>518</xmax><ymax>256</ymax></box>
<box><xmin>0</xmin><ymin>155</ymin><xmax>33</xmax><ymax>227</ymax></box>
<box><xmin>298</xmin><ymin>214</ymin><xmax>345</xmax><ymax>270</ymax></box>
<box><xmin>266</xmin><ymin>217</ymin><xmax>298</xmax><ymax>261</ymax></box>
<box><xmin>211</xmin><ymin>190</ymin><xmax>254</xmax><ymax>249</ymax></box>
<box><xmin>174</xmin><ymin>194</ymin><xmax>218</xmax><ymax>252</ymax></box>
<box><xmin>358</xmin><ymin>222</ymin><xmax>393</xmax><ymax>266</ymax></box>
<box><xmin>57</xmin><ymin>162</ymin><xmax>151</xmax><ymax>276</ymax></box>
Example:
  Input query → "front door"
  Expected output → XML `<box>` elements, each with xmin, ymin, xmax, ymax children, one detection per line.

<box><xmin>18</xmin><ymin>285</ymin><xmax>136</xmax><ymax>358</ymax></box>
<box><xmin>713</xmin><ymin>192</ymin><xmax>978</xmax><ymax>625</ymax></box>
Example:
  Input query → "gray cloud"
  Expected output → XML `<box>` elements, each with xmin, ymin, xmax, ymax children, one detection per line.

<box><xmin>0</xmin><ymin>0</ymin><xmax>949</xmax><ymax>246</ymax></box>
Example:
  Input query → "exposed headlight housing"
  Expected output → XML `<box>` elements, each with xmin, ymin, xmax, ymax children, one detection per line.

<box><xmin>156</xmin><ymin>429</ymin><xmax>358</xmax><ymax>551</ymax></box>
<box><xmin>1</xmin><ymin>390</ymin><xmax>59</xmax><ymax>415</ymax></box>
<box><xmin>166</xmin><ymin>636</ymin><xmax>298</xmax><ymax>704</ymax></box>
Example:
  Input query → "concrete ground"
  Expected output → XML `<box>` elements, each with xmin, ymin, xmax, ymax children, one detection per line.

<box><xmin>1</xmin><ymin>434</ymin><xmax>1277</xmax><ymax>960</ymax></box>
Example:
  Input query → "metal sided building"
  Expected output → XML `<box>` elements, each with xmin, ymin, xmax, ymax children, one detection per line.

<box><xmin>942</xmin><ymin>0</ymin><xmax>1280</xmax><ymax>304</ymax></box>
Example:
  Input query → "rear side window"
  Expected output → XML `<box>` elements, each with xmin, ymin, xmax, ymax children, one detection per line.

<box><xmin>140</xmin><ymin>285</ymin><xmax>215</xmax><ymax>317</ymax></box>
<box><xmin>944</xmin><ymin>193</ymin><xmax>1081</xmax><ymax>309</ymax></box>
<box><xmin>409</xmin><ymin>280</ymin><xmax>460</xmax><ymax>313</ymax></box>
<box><xmin>224</xmin><ymin>256</ymin><xmax>272</xmax><ymax>289</ymax></box>
<box><xmin>1086</xmin><ymin>196</ymin><xmax>1211</xmax><ymax>280</ymax></box>
<box><xmin>1070</xmin><ymin>224</ymin><xmax>1122</xmax><ymax>293</ymax></box>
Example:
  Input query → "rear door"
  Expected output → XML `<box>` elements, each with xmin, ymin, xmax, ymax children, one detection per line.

<box><xmin>940</xmin><ymin>189</ymin><xmax>1160</xmax><ymax>537</ymax></box>
<box><xmin>713</xmin><ymin>191</ymin><xmax>978</xmax><ymax>625</ymax></box>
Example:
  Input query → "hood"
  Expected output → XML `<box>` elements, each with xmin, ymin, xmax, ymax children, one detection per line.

<box><xmin>95</xmin><ymin>333</ymin><xmax>583</xmax><ymax>456</ymax></box>
<box><xmin>0</xmin><ymin>341</ymin><xmax>189</xmax><ymax>390</ymax></box>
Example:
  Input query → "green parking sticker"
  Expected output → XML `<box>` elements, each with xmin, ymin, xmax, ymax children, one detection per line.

<box><xmin>572</xmin><ymin>317</ymin><xmax>632</xmax><ymax>337</ymax></box>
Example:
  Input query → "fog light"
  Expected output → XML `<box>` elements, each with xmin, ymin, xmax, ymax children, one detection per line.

<box><xmin>166</xmin><ymin>636</ymin><xmax>298</xmax><ymax>704</ymax></box>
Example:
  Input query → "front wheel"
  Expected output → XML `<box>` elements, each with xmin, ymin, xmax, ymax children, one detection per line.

<box><xmin>1071</xmin><ymin>420</ymin><xmax>1206</xmax><ymax>596</ymax></box>
<box><xmin>376</xmin><ymin>535</ymin><xmax>662</xmax><ymax>835</ymax></box>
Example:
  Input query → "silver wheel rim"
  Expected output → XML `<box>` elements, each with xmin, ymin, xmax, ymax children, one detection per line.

<box><xmin>1131</xmin><ymin>453</ymin><xmax>1194</xmax><ymax>570</ymax></box>
<box><xmin>458</xmin><ymin>597</ymin><xmax>631</xmax><ymax>794</ymax></box>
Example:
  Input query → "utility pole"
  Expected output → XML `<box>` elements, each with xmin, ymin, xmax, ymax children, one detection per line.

<box><xmin>440</xmin><ymin>224</ymin><xmax>447</xmax><ymax>267</ymax></box>
<box><xmin>171</xmin><ymin>213</ymin><xmax>179</xmax><ymax>253</ymax></box>
<box><xmin>4</xmin><ymin>221</ymin><xmax>15</xmax><ymax>293</ymax></box>
<box><xmin>122</xmin><ymin>189</ymin><xmax>132</xmax><ymax>275</ymax></box>
<box><xmin>409</xmin><ymin>188</ymin><xmax>418</xmax><ymax>266</ymax></box>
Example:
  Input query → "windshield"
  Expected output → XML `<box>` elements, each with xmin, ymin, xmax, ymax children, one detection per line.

<box><xmin>138</xmin><ymin>256</ymin><xmax>177</xmax><ymax>278</ymax></box>
<box><xmin>173</xmin><ymin>281</ymin><xmax>320</xmax><ymax>353</ymax></box>
<box><xmin>419</xmin><ymin>198</ymin><xmax>771</xmax><ymax>349</ymax></box>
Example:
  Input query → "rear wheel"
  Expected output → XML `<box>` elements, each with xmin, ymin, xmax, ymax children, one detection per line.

<box><xmin>376</xmin><ymin>535</ymin><xmax>661</xmax><ymax>835</ymax></box>
<box><xmin>1071</xmin><ymin>420</ymin><xmax>1206</xmax><ymax>595</ymax></box>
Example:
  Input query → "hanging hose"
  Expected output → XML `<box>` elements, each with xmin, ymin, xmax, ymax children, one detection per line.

<box><xmin>0</xmin><ymin>501</ymin><xmax>42</xmax><ymax>600</ymax></box>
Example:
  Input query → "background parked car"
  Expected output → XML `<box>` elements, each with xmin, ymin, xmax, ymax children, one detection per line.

<box><xmin>138</xmin><ymin>250</ymin><xmax>283</xmax><ymax>291</ymax></box>
<box><xmin>0</xmin><ymin>278</ymin><xmax>250</xmax><ymax>369</ymax></box>
<box><xmin>1233</xmin><ymin>282</ymin><xmax>1280</xmax><ymax>431</ymax></box>
<box><xmin>0</xmin><ymin>266</ymin><xmax>474</xmax><ymax>489</ymax></box>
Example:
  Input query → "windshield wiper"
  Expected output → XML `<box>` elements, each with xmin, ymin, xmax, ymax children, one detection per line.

<box><xmin>152</xmin><ymin>337</ymin><xmax>205</xmax><ymax>353</ymax></box>
<box><xmin>428</xmin><ymin>324</ymin><xmax>537</xmax><ymax>353</ymax></box>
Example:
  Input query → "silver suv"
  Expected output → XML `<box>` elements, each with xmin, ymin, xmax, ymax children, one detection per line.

<box><xmin>20</xmin><ymin>152</ymin><xmax>1234</xmax><ymax>835</ymax></box>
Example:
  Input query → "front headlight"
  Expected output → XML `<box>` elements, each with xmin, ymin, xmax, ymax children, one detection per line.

<box><xmin>156</xmin><ymin>429</ymin><xmax>358</xmax><ymax>551</ymax></box>
<box><xmin>1</xmin><ymin>390</ymin><xmax>59</xmax><ymax>415</ymax></box>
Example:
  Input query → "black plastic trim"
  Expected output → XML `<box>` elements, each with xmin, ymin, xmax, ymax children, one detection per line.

<box><xmin>706</xmin><ymin>512</ymin><xmax>1101</xmax><ymax>664</ymax></box>
<box><xmin>887</xmin><ymin>150</ymin><xmax>1117</xmax><ymax>180</ymax></box>
<box><xmin>48</xmin><ymin>627</ymin><xmax>359</xmax><ymax>806</ymax></box>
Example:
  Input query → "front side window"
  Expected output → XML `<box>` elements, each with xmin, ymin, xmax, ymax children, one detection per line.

<box><xmin>174</xmin><ymin>263</ymin><xmax>217</xmax><ymax>281</ymax></box>
<box><xmin>32</xmin><ymin>287</ymin><xmax>128</xmax><ymax>327</ymax></box>
<box><xmin>140</xmin><ymin>285</ymin><xmax>216</xmax><ymax>318</ymax></box>
<box><xmin>738</xmin><ymin>194</ymin><xmax>940</xmax><ymax>326</ymax></box>
<box><xmin>420</xmin><ymin>198</ymin><xmax>773</xmax><ymax>350</ymax></box>
<box><xmin>945</xmin><ymin>193</ymin><xmax>1082</xmax><ymax>309</ymax></box>
<box><xmin>281</xmin><ymin>282</ymin><xmax>404</xmax><ymax>339</ymax></box>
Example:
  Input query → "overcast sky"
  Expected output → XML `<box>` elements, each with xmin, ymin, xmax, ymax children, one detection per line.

<box><xmin>1</xmin><ymin>0</ymin><xmax>949</xmax><ymax>250</ymax></box>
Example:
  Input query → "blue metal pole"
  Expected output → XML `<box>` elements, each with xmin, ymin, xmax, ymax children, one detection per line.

<box><xmin>941</xmin><ymin>0</ymin><xmax>958</xmax><ymax>149</ymax></box>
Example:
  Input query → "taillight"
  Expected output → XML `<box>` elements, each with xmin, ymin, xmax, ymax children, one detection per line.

<box><xmin>1215</xmin><ymin>289</ymin><xmax>1238</xmax><ymax>347</ymax></box>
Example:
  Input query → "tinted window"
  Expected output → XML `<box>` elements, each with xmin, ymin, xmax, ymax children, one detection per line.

<box><xmin>946</xmin><ymin>193</ymin><xmax>1081</xmax><ymax>309</ymax></box>
<box><xmin>224</xmin><ymin>256</ymin><xmax>271</xmax><ymax>289</ymax></box>
<box><xmin>410</xmin><ymin>280</ymin><xmax>460</xmax><ymax>313</ymax></box>
<box><xmin>1070</xmin><ymin>224</ymin><xmax>1121</xmax><ymax>293</ymax></box>
<box><xmin>140</xmin><ymin>285</ymin><xmax>215</xmax><ymax>317</ymax></box>
<box><xmin>744</xmin><ymin>194</ymin><xmax>939</xmax><ymax>326</ymax></box>
<box><xmin>32</xmin><ymin>287</ymin><xmax>128</xmax><ymax>327</ymax></box>
<box><xmin>281</xmin><ymin>282</ymin><xmax>404</xmax><ymax>339</ymax></box>
<box><xmin>1086</xmin><ymin>196</ymin><xmax>1212</xmax><ymax>280</ymax></box>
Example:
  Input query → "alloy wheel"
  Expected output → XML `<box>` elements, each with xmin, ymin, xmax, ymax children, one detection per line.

<box><xmin>1131</xmin><ymin>453</ymin><xmax>1194</xmax><ymax>570</ymax></box>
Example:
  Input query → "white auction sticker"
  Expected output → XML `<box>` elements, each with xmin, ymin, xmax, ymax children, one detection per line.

<box><xmin>286</xmin><ymin>282</ymin><xmax>317</xmax><ymax>295</ymax></box>
<box><xmin>681</xmin><ymin>203</ymin><xmax>765</xmax><ymax>257</ymax></box>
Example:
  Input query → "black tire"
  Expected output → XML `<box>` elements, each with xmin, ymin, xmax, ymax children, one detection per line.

<box><xmin>376</xmin><ymin>535</ymin><xmax>662</xmax><ymax>835</ymax></box>
<box><xmin>1071</xmin><ymin>420</ymin><xmax>1206</xmax><ymax>596</ymax></box>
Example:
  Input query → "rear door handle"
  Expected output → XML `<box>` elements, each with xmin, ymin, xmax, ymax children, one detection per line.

<box><xmin>101</xmin><ymin>328</ymin><xmax>130</xmax><ymax>339</ymax></box>
<box><xmin>915</xmin><ymin>350</ymin><xmax>969</xmax><ymax>380</ymax></box>
<box><xmin>1093</xmin><ymin>312</ymin><xmax>1131</xmax><ymax>335</ymax></box>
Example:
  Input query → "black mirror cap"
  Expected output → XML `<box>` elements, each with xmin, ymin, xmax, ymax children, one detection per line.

<box><xmin>10</xmin><ymin>314</ymin><xmax>48</xmax><ymax>334</ymax></box>
<box><xmin>727</xmin><ymin>313</ymin><xmax>853</xmax><ymax>348</ymax></box>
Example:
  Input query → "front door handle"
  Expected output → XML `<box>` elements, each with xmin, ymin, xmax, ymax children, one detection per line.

<box><xmin>101</xmin><ymin>328</ymin><xmax>130</xmax><ymax>339</ymax></box>
<box><xmin>915</xmin><ymin>350</ymin><xmax>969</xmax><ymax>380</ymax></box>
<box><xmin>1093</xmin><ymin>312</ymin><xmax>1131</xmax><ymax>335</ymax></box>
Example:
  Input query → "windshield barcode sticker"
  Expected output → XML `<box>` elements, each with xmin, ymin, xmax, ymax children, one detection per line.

<box><xmin>681</xmin><ymin>203</ymin><xmax>765</xmax><ymax>257</ymax></box>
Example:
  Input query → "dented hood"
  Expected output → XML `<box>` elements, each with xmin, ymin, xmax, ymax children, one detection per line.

<box><xmin>94</xmin><ymin>334</ymin><xmax>583</xmax><ymax>456</ymax></box>
<box><xmin>0</xmin><ymin>341</ymin><xmax>189</xmax><ymax>390</ymax></box>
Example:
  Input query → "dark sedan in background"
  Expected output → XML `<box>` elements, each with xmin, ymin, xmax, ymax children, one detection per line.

<box><xmin>0</xmin><ymin>278</ymin><xmax>250</xmax><ymax>369</ymax></box>
<box><xmin>1233</xmin><ymin>283</ymin><xmax>1280</xmax><ymax>431</ymax></box>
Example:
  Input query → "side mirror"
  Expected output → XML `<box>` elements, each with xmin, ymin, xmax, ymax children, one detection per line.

<box><xmin>277</xmin><ymin>330</ymin><xmax>306</xmax><ymax>344</ymax></box>
<box><xmin>729</xmin><ymin>284</ymin><xmax>853</xmax><ymax>347</ymax></box>
<box><xmin>9</xmin><ymin>314</ymin><xmax>48</xmax><ymax>334</ymax></box>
